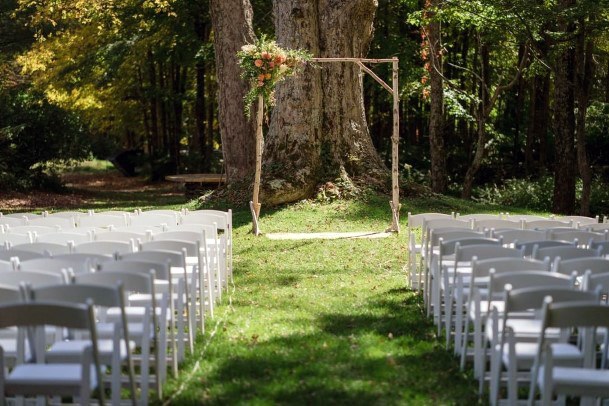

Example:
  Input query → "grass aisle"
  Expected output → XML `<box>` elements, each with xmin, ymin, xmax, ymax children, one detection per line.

<box><xmin>163</xmin><ymin>196</ymin><xmax>480</xmax><ymax>405</ymax></box>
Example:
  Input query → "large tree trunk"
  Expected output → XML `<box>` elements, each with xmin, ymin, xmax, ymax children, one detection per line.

<box><xmin>318</xmin><ymin>0</ymin><xmax>386</xmax><ymax>177</ymax></box>
<box><xmin>262</xmin><ymin>0</ymin><xmax>323</xmax><ymax>205</ymax></box>
<box><xmin>552</xmin><ymin>0</ymin><xmax>576</xmax><ymax>214</ymax></box>
<box><xmin>427</xmin><ymin>0</ymin><xmax>447</xmax><ymax>193</ymax></box>
<box><xmin>210</xmin><ymin>0</ymin><xmax>256</xmax><ymax>181</ymax></box>
<box><xmin>263</xmin><ymin>0</ymin><xmax>387</xmax><ymax>205</ymax></box>
<box><xmin>526</xmin><ymin>73</ymin><xmax>550</xmax><ymax>175</ymax></box>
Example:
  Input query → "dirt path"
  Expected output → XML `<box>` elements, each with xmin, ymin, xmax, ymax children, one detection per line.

<box><xmin>0</xmin><ymin>170</ymin><xmax>189</xmax><ymax>212</ymax></box>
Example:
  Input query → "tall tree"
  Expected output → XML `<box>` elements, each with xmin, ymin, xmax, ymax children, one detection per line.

<box><xmin>263</xmin><ymin>0</ymin><xmax>387</xmax><ymax>205</ymax></box>
<box><xmin>551</xmin><ymin>0</ymin><xmax>577</xmax><ymax>214</ymax></box>
<box><xmin>210</xmin><ymin>0</ymin><xmax>257</xmax><ymax>181</ymax></box>
<box><xmin>425</xmin><ymin>0</ymin><xmax>448</xmax><ymax>193</ymax></box>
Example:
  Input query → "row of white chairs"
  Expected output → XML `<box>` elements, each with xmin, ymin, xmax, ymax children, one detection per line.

<box><xmin>0</xmin><ymin>207</ymin><xmax>232</xmax><ymax>404</ymax></box>
<box><xmin>407</xmin><ymin>212</ymin><xmax>609</xmax><ymax>291</ymax></box>
<box><xmin>413</xmin><ymin>213</ymin><xmax>609</xmax><ymax>404</ymax></box>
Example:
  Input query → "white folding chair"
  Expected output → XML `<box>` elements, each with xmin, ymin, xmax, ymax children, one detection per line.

<box><xmin>0</xmin><ymin>217</ymin><xmax>27</xmax><ymax>228</ymax></box>
<box><xmin>515</xmin><ymin>240</ymin><xmax>574</xmax><ymax>258</ymax></box>
<box><xmin>95</xmin><ymin>230</ymin><xmax>150</xmax><ymax>243</ymax></box>
<box><xmin>553</xmin><ymin>257</ymin><xmax>609</xmax><ymax>278</ymax></box>
<box><xmin>75</xmin><ymin>270</ymin><xmax>162</xmax><ymax>402</ymax></box>
<box><xmin>131</xmin><ymin>213</ymin><xmax>177</xmax><ymax>228</ymax></box>
<box><xmin>18</xmin><ymin>256</ymin><xmax>97</xmax><ymax>276</ymax></box>
<box><xmin>459</xmin><ymin>258</ymin><xmax>551</xmax><ymax>371</ymax></box>
<box><xmin>0</xmin><ymin>249</ymin><xmax>47</xmax><ymax>263</ymax></box>
<box><xmin>548</xmin><ymin>229</ymin><xmax>606</xmax><ymax>248</ymax></box>
<box><xmin>528</xmin><ymin>301</ymin><xmax>609</xmax><ymax>406</ymax></box>
<box><xmin>473</xmin><ymin>219</ymin><xmax>522</xmax><ymax>233</ymax></box>
<box><xmin>0</xmin><ymin>301</ymin><xmax>105</xmax><ymax>405</ymax></box>
<box><xmin>27</xmin><ymin>283</ymin><xmax>137</xmax><ymax>406</ymax></box>
<box><xmin>489</xmin><ymin>287</ymin><xmax>598</xmax><ymax>405</ymax></box>
<box><xmin>554</xmin><ymin>215</ymin><xmax>599</xmax><ymax>226</ymax></box>
<box><xmin>524</xmin><ymin>219</ymin><xmax>573</xmax><ymax>230</ymax></box>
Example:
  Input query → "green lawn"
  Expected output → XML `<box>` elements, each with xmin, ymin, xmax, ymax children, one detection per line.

<box><xmin>161</xmin><ymin>193</ymin><xmax>485</xmax><ymax>405</ymax></box>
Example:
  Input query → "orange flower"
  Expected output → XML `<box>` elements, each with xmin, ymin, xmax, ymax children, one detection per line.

<box><xmin>265</xmin><ymin>73</ymin><xmax>272</xmax><ymax>79</ymax></box>
<box><xmin>269</xmin><ymin>62</ymin><xmax>275</xmax><ymax>68</ymax></box>
<box><xmin>274</xmin><ymin>55</ymin><xmax>284</xmax><ymax>64</ymax></box>
<box><xmin>421</xmin><ymin>76</ymin><xmax>428</xmax><ymax>85</ymax></box>
<box><xmin>262</xmin><ymin>51</ymin><xmax>272</xmax><ymax>60</ymax></box>
<box><xmin>258</xmin><ymin>74</ymin><xmax>266</xmax><ymax>81</ymax></box>
<box><xmin>254</xmin><ymin>59</ymin><xmax>263</xmax><ymax>67</ymax></box>
<box><xmin>257</xmin><ymin>81</ymin><xmax>264</xmax><ymax>87</ymax></box>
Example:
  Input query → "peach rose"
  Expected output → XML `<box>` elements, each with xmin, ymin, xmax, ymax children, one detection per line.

<box><xmin>258</xmin><ymin>74</ymin><xmax>266</xmax><ymax>81</ymax></box>
<box><xmin>262</xmin><ymin>51</ymin><xmax>272</xmax><ymax>60</ymax></box>
<box><xmin>269</xmin><ymin>62</ymin><xmax>275</xmax><ymax>69</ymax></box>
<box><xmin>257</xmin><ymin>81</ymin><xmax>264</xmax><ymax>87</ymax></box>
<box><xmin>265</xmin><ymin>73</ymin><xmax>271</xmax><ymax>79</ymax></box>
<box><xmin>254</xmin><ymin>59</ymin><xmax>263</xmax><ymax>67</ymax></box>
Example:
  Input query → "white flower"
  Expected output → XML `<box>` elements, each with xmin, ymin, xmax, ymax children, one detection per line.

<box><xmin>241</xmin><ymin>44</ymin><xmax>256</xmax><ymax>53</ymax></box>
<box><xmin>278</xmin><ymin>64</ymin><xmax>289</xmax><ymax>74</ymax></box>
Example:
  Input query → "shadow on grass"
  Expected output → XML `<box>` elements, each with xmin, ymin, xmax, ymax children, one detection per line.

<box><xmin>170</xmin><ymin>287</ymin><xmax>480</xmax><ymax>405</ymax></box>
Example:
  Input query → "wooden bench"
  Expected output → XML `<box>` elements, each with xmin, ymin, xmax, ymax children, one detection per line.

<box><xmin>165</xmin><ymin>174</ymin><xmax>226</xmax><ymax>193</ymax></box>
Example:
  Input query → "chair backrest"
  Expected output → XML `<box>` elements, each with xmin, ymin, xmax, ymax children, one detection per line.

<box><xmin>95</xmin><ymin>231</ymin><xmax>149</xmax><ymax>243</ymax></box>
<box><xmin>548</xmin><ymin>229</ymin><xmax>606</xmax><ymax>247</ymax></box>
<box><xmin>554</xmin><ymin>257</ymin><xmax>609</xmax><ymax>276</ymax></box>
<box><xmin>454</xmin><ymin>245</ymin><xmax>523</xmax><ymax>264</ymax></box>
<box><xmin>534</xmin><ymin>246</ymin><xmax>601</xmax><ymax>262</ymax></box>
<box><xmin>79</xmin><ymin>214</ymin><xmax>128</xmax><ymax>228</ymax></box>
<box><xmin>10</xmin><ymin>242</ymin><xmax>72</xmax><ymax>256</ymax></box>
<box><xmin>439</xmin><ymin>237</ymin><xmax>500</xmax><ymax>257</ymax></box>
<box><xmin>53</xmin><ymin>252</ymin><xmax>115</xmax><ymax>268</ymax></box>
<box><xmin>554</xmin><ymin>215</ymin><xmax>599</xmax><ymax>226</ymax></box>
<box><xmin>112</xmin><ymin>225</ymin><xmax>164</xmax><ymax>236</ymax></box>
<box><xmin>504</xmin><ymin>214</ymin><xmax>548</xmax><ymax>222</ymax></box>
<box><xmin>36</xmin><ymin>231</ymin><xmax>92</xmax><ymax>245</ymax></box>
<box><xmin>429</xmin><ymin>229</ymin><xmax>485</xmax><ymax>249</ymax></box>
<box><xmin>0</xmin><ymin>217</ymin><xmax>27</xmax><ymax>228</ymax></box>
<box><xmin>473</xmin><ymin>219</ymin><xmax>522</xmax><ymax>232</ymax></box>
<box><xmin>514</xmin><ymin>240</ymin><xmax>574</xmax><ymax>257</ymax></box>
<box><xmin>503</xmin><ymin>285</ymin><xmax>598</xmax><ymax>314</ymax></box>
<box><xmin>2</xmin><ymin>212</ymin><xmax>41</xmax><ymax>219</ymax></box>
<box><xmin>73</xmin><ymin>240</ymin><xmax>134</xmax><ymax>257</ymax></box>
<box><xmin>407</xmin><ymin>212</ymin><xmax>452</xmax><ymax>229</ymax></box>
<box><xmin>492</xmin><ymin>229</ymin><xmax>546</xmax><ymax>244</ymax></box>
<box><xmin>154</xmin><ymin>230</ymin><xmax>204</xmax><ymax>244</ymax></box>
<box><xmin>18</xmin><ymin>257</ymin><xmax>96</xmax><ymax>275</ymax></box>
<box><xmin>584</xmin><ymin>223</ymin><xmax>609</xmax><ymax>232</ymax></box>
<box><xmin>0</xmin><ymin>249</ymin><xmax>47</xmax><ymax>262</ymax></box>
<box><xmin>45</xmin><ymin>211</ymin><xmax>87</xmax><ymax>220</ymax></box>
<box><xmin>119</xmin><ymin>250</ymin><xmax>186</xmax><ymax>273</ymax></box>
<box><xmin>100</xmin><ymin>259</ymin><xmax>171</xmax><ymax>281</ymax></box>
<box><xmin>489</xmin><ymin>270</ymin><xmax>574</xmax><ymax>298</ymax></box>
<box><xmin>131</xmin><ymin>213</ymin><xmax>177</xmax><ymax>227</ymax></box>
<box><xmin>0</xmin><ymin>233</ymin><xmax>34</xmax><ymax>246</ymax></box>
<box><xmin>471</xmin><ymin>257</ymin><xmax>549</xmax><ymax>280</ymax></box>
<box><xmin>8</xmin><ymin>225</ymin><xmax>58</xmax><ymax>235</ymax></box>
<box><xmin>140</xmin><ymin>239</ymin><xmax>198</xmax><ymax>258</ymax></box>
<box><xmin>582</xmin><ymin>271</ymin><xmax>609</xmax><ymax>298</ymax></box>
<box><xmin>457</xmin><ymin>213</ymin><xmax>502</xmax><ymax>221</ymax></box>
<box><xmin>524</xmin><ymin>219</ymin><xmax>572</xmax><ymax>230</ymax></box>
<box><xmin>28</xmin><ymin>216</ymin><xmax>76</xmax><ymax>229</ymax></box>
<box><xmin>0</xmin><ymin>260</ymin><xmax>14</xmax><ymax>272</ymax></box>
<box><xmin>0</xmin><ymin>270</ymin><xmax>68</xmax><ymax>287</ymax></box>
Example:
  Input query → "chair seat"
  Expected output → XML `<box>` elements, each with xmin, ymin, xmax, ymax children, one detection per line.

<box><xmin>6</xmin><ymin>364</ymin><xmax>99</xmax><ymax>396</ymax></box>
<box><xmin>47</xmin><ymin>339</ymin><xmax>135</xmax><ymax>364</ymax></box>
<box><xmin>503</xmin><ymin>343</ymin><xmax>582</xmax><ymax>370</ymax></box>
<box><xmin>538</xmin><ymin>366</ymin><xmax>609</xmax><ymax>398</ymax></box>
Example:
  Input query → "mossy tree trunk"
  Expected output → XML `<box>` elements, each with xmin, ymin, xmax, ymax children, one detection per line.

<box><xmin>263</xmin><ymin>0</ymin><xmax>388</xmax><ymax>206</ymax></box>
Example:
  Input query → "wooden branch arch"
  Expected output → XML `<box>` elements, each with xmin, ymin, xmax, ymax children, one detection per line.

<box><xmin>250</xmin><ymin>57</ymin><xmax>401</xmax><ymax>235</ymax></box>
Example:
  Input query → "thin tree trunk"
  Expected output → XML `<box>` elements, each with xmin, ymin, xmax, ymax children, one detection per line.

<box><xmin>147</xmin><ymin>50</ymin><xmax>159</xmax><ymax>158</ymax></box>
<box><xmin>210</xmin><ymin>0</ymin><xmax>256</xmax><ymax>181</ymax></box>
<box><xmin>552</xmin><ymin>0</ymin><xmax>576</xmax><ymax>214</ymax></box>
<box><xmin>575</xmin><ymin>26</ymin><xmax>594</xmax><ymax>216</ymax></box>
<box><xmin>427</xmin><ymin>0</ymin><xmax>447</xmax><ymax>193</ymax></box>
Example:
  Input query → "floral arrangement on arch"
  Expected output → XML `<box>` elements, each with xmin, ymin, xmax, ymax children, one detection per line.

<box><xmin>237</xmin><ymin>36</ymin><xmax>312</xmax><ymax>114</ymax></box>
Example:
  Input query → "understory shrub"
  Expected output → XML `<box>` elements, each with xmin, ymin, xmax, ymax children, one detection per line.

<box><xmin>473</xmin><ymin>176</ymin><xmax>609</xmax><ymax>216</ymax></box>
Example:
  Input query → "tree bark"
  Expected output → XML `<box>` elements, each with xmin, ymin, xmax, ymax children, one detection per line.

<box><xmin>551</xmin><ymin>0</ymin><xmax>576</xmax><ymax>214</ymax></box>
<box><xmin>263</xmin><ymin>0</ymin><xmax>387</xmax><ymax>205</ymax></box>
<box><xmin>210</xmin><ymin>0</ymin><xmax>256</xmax><ymax>181</ymax></box>
<box><xmin>427</xmin><ymin>0</ymin><xmax>447</xmax><ymax>193</ymax></box>
<box><xmin>526</xmin><ymin>73</ymin><xmax>550</xmax><ymax>175</ymax></box>
<box><xmin>575</xmin><ymin>25</ymin><xmax>594</xmax><ymax>216</ymax></box>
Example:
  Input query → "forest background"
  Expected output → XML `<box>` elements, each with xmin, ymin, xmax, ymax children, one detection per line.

<box><xmin>2</xmin><ymin>0</ymin><xmax>609</xmax><ymax>216</ymax></box>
